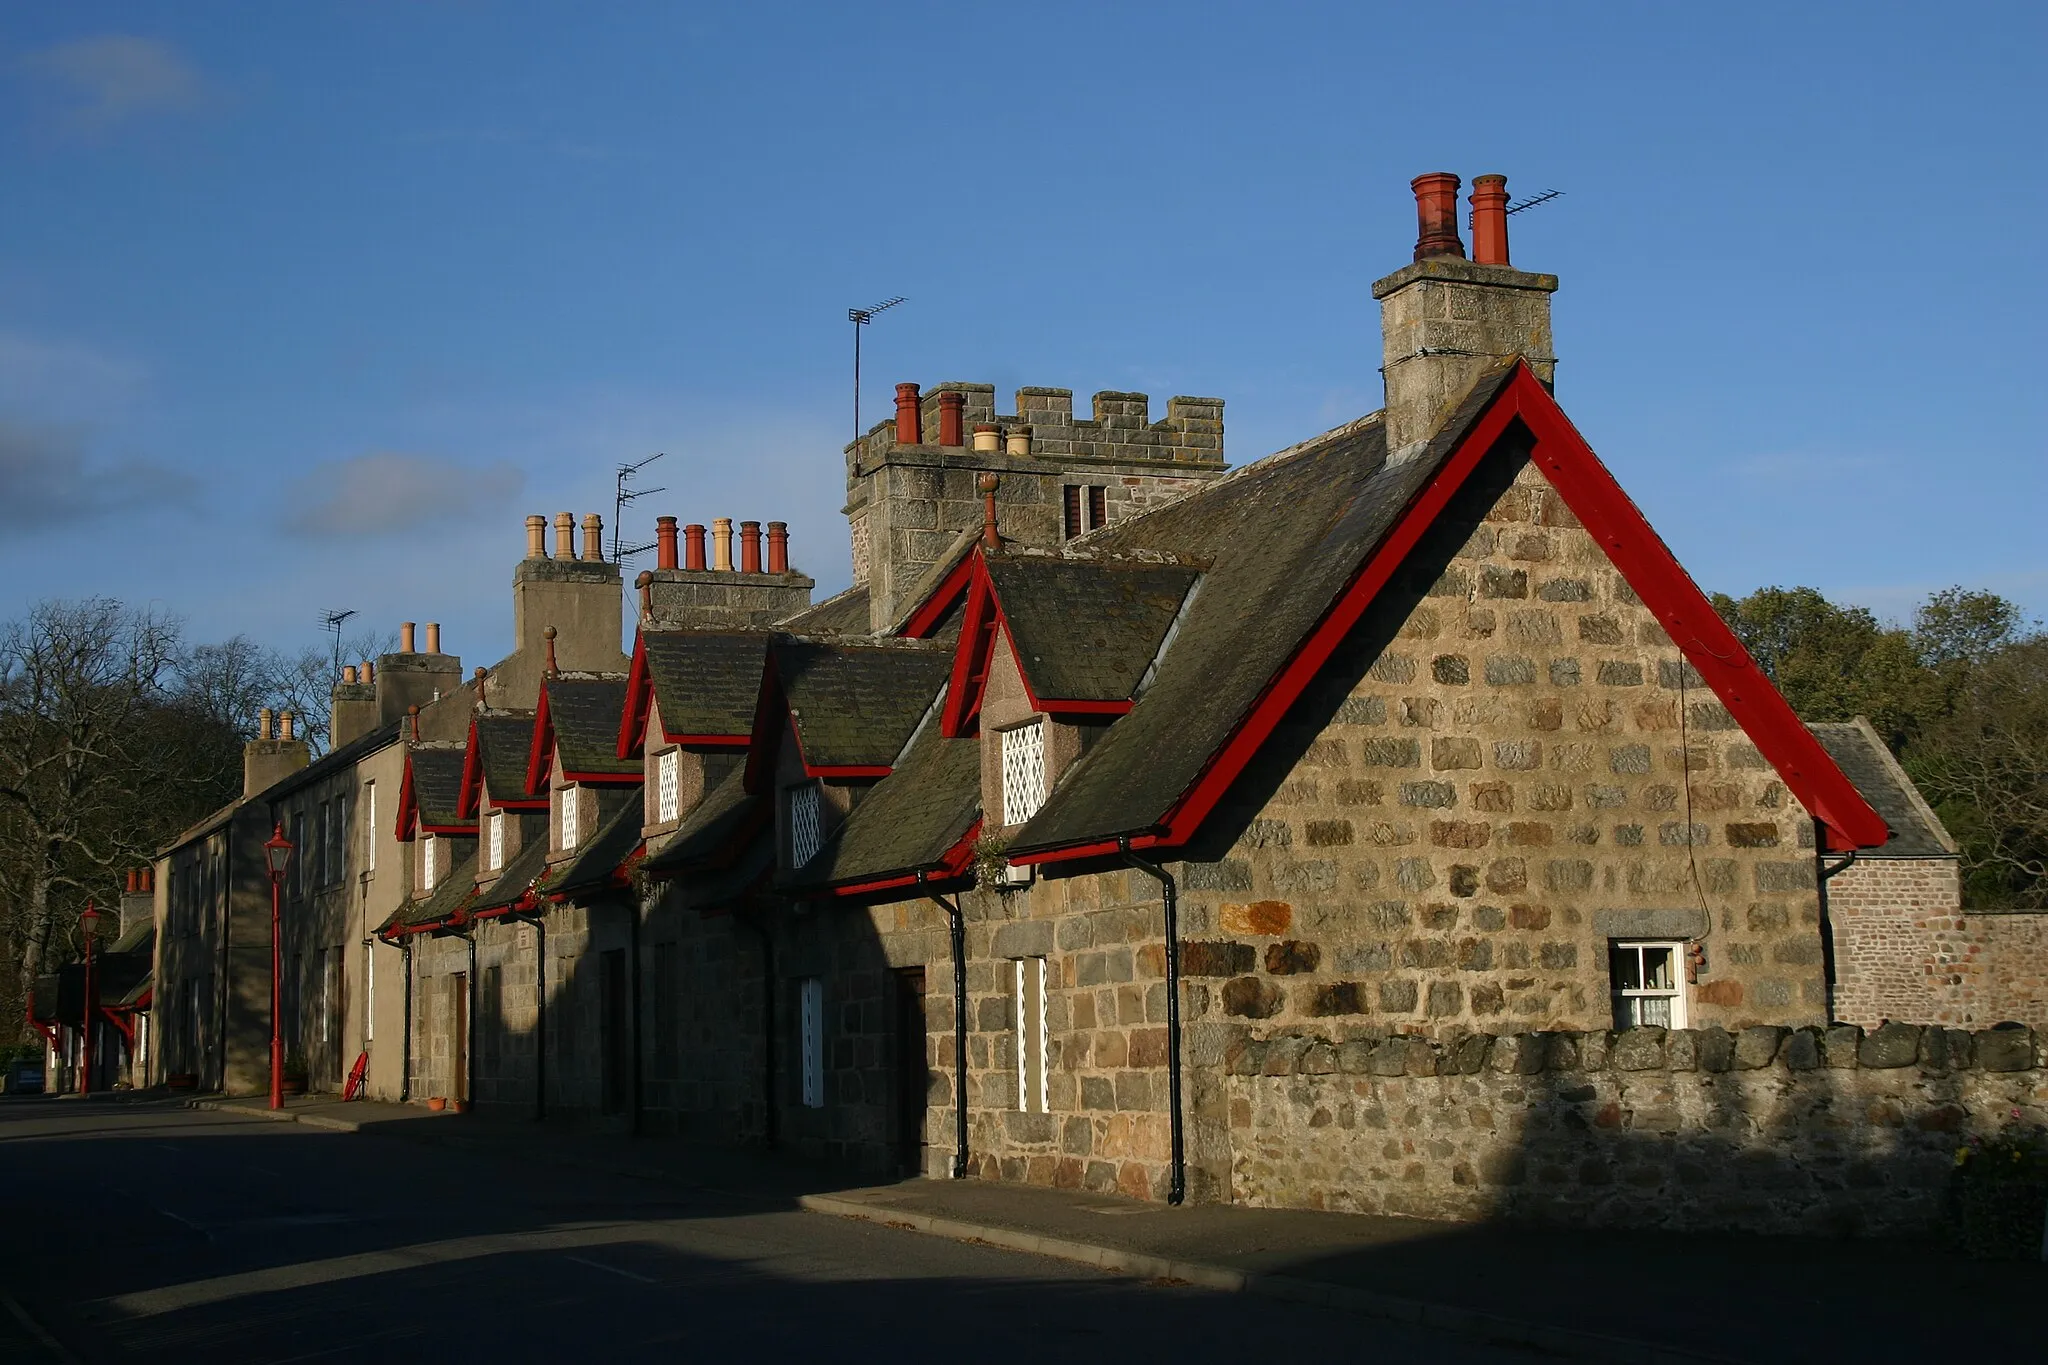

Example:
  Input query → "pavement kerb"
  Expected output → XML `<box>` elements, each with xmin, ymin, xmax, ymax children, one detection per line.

<box><xmin>798</xmin><ymin>1193</ymin><xmax>1745</xmax><ymax>1365</ymax></box>
<box><xmin>184</xmin><ymin>1098</ymin><xmax>365</xmax><ymax>1133</ymax></box>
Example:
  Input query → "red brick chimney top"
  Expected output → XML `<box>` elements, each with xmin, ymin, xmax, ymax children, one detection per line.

<box><xmin>1411</xmin><ymin>172</ymin><xmax>1466</xmax><ymax>261</ymax></box>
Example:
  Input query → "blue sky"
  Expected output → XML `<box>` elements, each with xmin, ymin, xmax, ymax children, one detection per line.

<box><xmin>1</xmin><ymin>2</ymin><xmax>2042</xmax><ymax>669</ymax></box>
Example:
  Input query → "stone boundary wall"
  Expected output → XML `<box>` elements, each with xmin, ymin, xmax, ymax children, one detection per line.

<box><xmin>1227</xmin><ymin>1021</ymin><xmax>2046</xmax><ymax>1236</ymax></box>
<box><xmin>1830</xmin><ymin>856</ymin><xmax>2048</xmax><ymax>1030</ymax></box>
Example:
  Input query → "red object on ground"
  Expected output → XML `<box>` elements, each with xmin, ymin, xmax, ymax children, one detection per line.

<box><xmin>343</xmin><ymin>1051</ymin><xmax>368</xmax><ymax>1100</ymax></box>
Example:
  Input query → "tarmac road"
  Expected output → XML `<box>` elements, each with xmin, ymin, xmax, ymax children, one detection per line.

<box><xmin>0</xmin><ymin>1098</ymin><xmax>1535</xmax><ymax>1364</ymax></box>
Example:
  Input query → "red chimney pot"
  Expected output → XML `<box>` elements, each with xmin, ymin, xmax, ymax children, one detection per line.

<box><xmin>895</xmin><ymin>383</ymin><xmax>922</xmax><ymax>444</ymax></box>
<box><xmin>683</xmin><ymin>523</ymin><xmax>707</xmax><ymax>572</ymax></box>
<box><xmin>1411</xmin><ymin>172</ymin><xmax>1466</xmax><ymax>261</ymax></box>
<box><xmin>766</xmin><ymin>521</ymin><xmax>789</xmax><ymax>574</ymax></box>
<box><xmin>655</xmin><ymin>516</ymin><xmax>679</xmax><ymax>570</ymax></box>
<box><xmin>1470</xmin><ymin>174</ymin><xmax>1510</xmax><ymax>266</ymax></box>
<box><xmin>739</xmin><ymin>521</ymin><xmax>762</xmax><ymax>574</ymax></box>
<box><xmin>938</xmin><ymin>391</ymin><xmax>965</xmax><ymax>447</ymax></box>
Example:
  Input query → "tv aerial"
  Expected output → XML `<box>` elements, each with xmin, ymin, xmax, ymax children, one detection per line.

<box><xmin>849</xmin><ymin>296</ymin><xmax>907</xmax><ymax>441</ymax></box>
<box><xmin>319</xmin><ymin>609</ymin><xmax>357</xmax><ymax>678</ymax></box>
<box><xmin>613</xmin><ymin>453</ymin><xmax>666</xmax><ymax>564</ymax></box>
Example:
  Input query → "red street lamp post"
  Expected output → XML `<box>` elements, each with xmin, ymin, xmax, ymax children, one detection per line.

<box><xmin>264</xmin><ymin>823</ymin><xmax>294</xmax><ymax>1110</ymax></box>
<box><xmin>78</xmin><ymin>901</ymin><xmax>102</xmax><ymax>1098</ymax></box>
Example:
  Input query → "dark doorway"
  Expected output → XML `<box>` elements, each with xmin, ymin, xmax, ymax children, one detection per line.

<box><xmin>893</xmin><ymin>967</ymin><xmax>929</xmax><ymax>1174</ymax></box>
<box><xmin>600</xmin><ymin>949</ymin><xmax>628</xmax><ymax>1115</ymax></box>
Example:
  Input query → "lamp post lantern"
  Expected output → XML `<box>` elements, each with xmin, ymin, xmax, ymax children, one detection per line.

<box><xmin>78</xmin><ymin>902</ymin><xmax>102</xmax><ymax>1098</ymax></box>
<box><xmin>264</xmin><ymin>823</ymin><xmax>294</xmax><ymax>1110</ymax></box>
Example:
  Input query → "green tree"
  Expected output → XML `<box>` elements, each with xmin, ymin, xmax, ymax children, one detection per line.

<box><xmin>1710</xmin><ymin>586</ymin><xmax>1939</xmax><ymax>750</ymax></box>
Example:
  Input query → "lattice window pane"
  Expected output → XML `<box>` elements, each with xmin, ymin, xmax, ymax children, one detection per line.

<box><xmin>1002</xmin><ymin>722</ymin><xmax>1047</xmax><ymax>826</ymax></box>
<box><xmin>560</xmin><ymin>785</ymin><xmax>580</xmax><ymax>851</ymax></box>
<box><xmin>487</xmin><ymin>811</ymin><xmax>504</xmax><ymax>871</ymax></box>
<box><xmin>421</xmin><ymin>834</ymin><xmax>438</xmax><ymax>892</ymax></box>
<box><xmin>788</xmin><ymin>783</ymin><xmax>822</xmax><ymax>868</ymax></box>
<box><xmin>657</xmin><ymin>749</ymin><xmax>680</xmax><ymax>823</ymax></box>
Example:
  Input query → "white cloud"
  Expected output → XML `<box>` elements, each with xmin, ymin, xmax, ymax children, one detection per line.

<box><xmin>21</xmin><ymin>34</ymin><xmax>208</xmax><ymax>135</ymax></box>
<box><xmin>285</xmin><ymin>452</ymin><xmax>525</xmax><ymax>538</ymax></box>
<box><xmin>0</xmin><ymin>419</ymin><xmax>196</xmax><ymax>525</ymax></box>
<box><xmin>0</xmin><ymin>332</ymin><xmax>148</xmax><ymax>418</ymax></box>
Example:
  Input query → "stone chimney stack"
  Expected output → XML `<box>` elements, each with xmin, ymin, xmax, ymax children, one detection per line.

<box><xmin>244</xmin><ymin>708</ymin><xmax>311</xmax><ymax>798</ymax></box>
<box><xmin>120</xmin><ymin>868</ymin><xmax>154</xmax><ymax>939</ymax></box>
<box><xmin>506</xmin><ymin>512</ymin><xmax>625</xmax><ymax>710</ymax></box>
<box><xmin>374</xmin><ymin>616</ymin><xmax>463</xmax><ymax>735</ymax></box>
<box><xmin>1374</xmin><ymin>171</ymin><xmax>1558</xmax><ymax>463</ymax></box>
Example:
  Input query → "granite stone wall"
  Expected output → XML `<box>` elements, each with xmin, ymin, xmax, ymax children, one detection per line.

<box><xmin>1227</xmin><ymin>1021</ymin><xmax>2046</xmax><ymax>1235</ymax></box>
<box><xmin>1829</xmin><ymin>857</ymin><xmax>2047</xmax><ymax>1030</ymax></box>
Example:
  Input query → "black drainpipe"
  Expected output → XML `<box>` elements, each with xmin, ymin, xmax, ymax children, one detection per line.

<box><xmin>1118</xmin><ymin>837</ymin><xmax>1185</xmax><ymax>1206</ymax></box>
<box><xmin>1815</xmin><ymin>819</ymin><xmax>1858</xmax><ymax>1025</ymax></box>
<box><xmin>737</xmin><ymin>906</ymin><xmax>777</xmax><ymax>1150</ymax></box>
<box><xmin>627</xmin><ymin>892</ymin><xmax>643</xmax><ymax>1137</ymax></box>
<box><xmin>517</xmin><ymin>911</ymin><xmax>547</xmax><ymax>1121</ymax></box>
<box><xmin>465</xmin><ymin>928</ymin><xmax>478</xmax><ymax>1108</ymax></box>
<box><xmin>922</xmin><ymin>876</ymin><xmax>970</xmax><ymax>1180</ymax></box>
<box><xmin>399</xmin><ymin>936</ymin><xmax>414</xmax><ymax>1103</ymax></box>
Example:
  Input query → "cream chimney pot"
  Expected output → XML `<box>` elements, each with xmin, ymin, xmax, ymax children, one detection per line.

<box><xmin>279</xmin><ymin>711</ymin><xmax>295</xmax><ymax>741</ymax></box>
<box><xmin>425</xmin><ymin>622</ymin><xmax>441</xmax><ymax>654</ymax></box>
<box><xmin>554</xmin><ymin>512</ymin><xmax>575</xmax><ymax>559</ymax></box>
<box><xmin>400</xmin><ymin>621</ymin><xmax>416</xmax><ymax>653</ymax></box>
<box><xmin>362</xmin><ymin>660</ymin><xmax>374</xmax><ymax>684</ymax></box>
<box><xmin>258</xmin><ymin>707</ymin><xmax>273</xmax><ymax>741</ymax></box>
<box><xmin>526</xmin><ymin>514</ymin><xmax>548</xmax><ymax>559</ymax></box>
<box><xmin>581</xmin><ymin>513</ymin><xmax>604</xmax><ymax>562</ymax></box>
<box><xmin>712</xmin><ymin>517</ymin><xmax>734</xmax><ymax>571</ymax></box>
<box><xmin>1006</xmin><ymin>426</ymin><xmax>1032</xmax><ymax>457</ymax></box>
<box><xmin>342</xmin><ymin>665</ymin><xmax>357</xmax><ymax>684</ymax></box>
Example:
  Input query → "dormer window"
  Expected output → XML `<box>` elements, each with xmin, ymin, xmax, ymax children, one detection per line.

<box><xmin>486</xmin><ymin>811</ymin><xmax>505</xmax><ymax>871</ymax></box>
<box><xmin>1001</xmin><ymin>721</ymin><xmax>1047</xmax><ymax>826</ymax></box>
<box><xmin>421</xmin><ymin>834</ymin><xmax>439</xmax><ymax>892</ymax></box>
<box><xmin>559</xmin><ymin>785</ymin><xmax>581</xmax><ymax>851</ymax></box>
<box><xmin>786</xmin><ymin>782</ymin><xmax>822</xmax><ymax>868</ymax></box>
<box><xmin>656</xmin><ymin>749</ymin><xmax>680</xmax><ymax>824</ymax></box>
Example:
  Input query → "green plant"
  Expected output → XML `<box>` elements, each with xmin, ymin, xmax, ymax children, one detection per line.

<box><xmin>971</xmin><ymin>833</ymin><xmax>1010</xmax><ymax>892</ymax></box>
<box><xmin>1947</xmin><ymin>1109</ymin><xmax>2048</xmax><ymax>1259</ymax></box>
<box><xmin>282</xmin><ymin>1050</ymin><xmax>308</xmax><ymax>1079</ymax></box>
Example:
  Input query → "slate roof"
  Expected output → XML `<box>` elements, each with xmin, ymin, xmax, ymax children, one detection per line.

<box><xmin>382</xmin><ymin>846</ymin><xmax>480</xmax><ymax>932</ymax></box>
<box><xmin>551</xmin><ymin>790</ymin><xmax>646</xmax><ymax>898</ymax></box>
<box><xmin>474</xmin><ymin>713</ymin><xmax>541</xmax><ymax>805</ymax></box>
<box><xmin>1012</xmin><ymin>365</ymin><xmax>1518</xmax><ymax>854</ymax></box>
<box><xmin>264</xmin><ymin>719</ymin><xmax>404</xmax><ymax>802</ymax></box>
<box><xmin>409</xmin><ymin>744</ymin><xmax>470</xmax><ymax>828</ymax></box>
<box><xmin>783</xmin><ymin>712</ymin><xmax>981</xmax><ymax>891</ymax></box>
<box><xmin>1808</xmin><ymin>720</ymin><xmax>1955</xmax><ymax>859</ymax></box>
<box><xmin>986</xmin><ymin>556</ymin><xmax>1199</xmax><ymax>703</ymax></box>
<box><xmin>777</xmin><ymin>584</ymin><xmax>871</xmax><ymax>636</ymax></box>
<box><xmin>472</xmin><ymin>821</ymin><xmax>552</xmax><ymax>913</ymax></box>
<box><xmin>644</xmin><ymin>632</ymin><xmax>770</xmax><ymax>737</ymax></box>
<box><xmin>545</xmin><ymin>676</ymin><xmax>636</xmax><ymax>776</ymax></box>
<box><xmin>642</xmin><ymin>765</ymin><xmax>759</xmax><ymax>875</ymax></box>
<box><xmin>109</xmin><ymin>918</ymin><xmax>154</xmax><ymax>956</ymax></box>
<box><xmin>775</xmin><ymin>640</ymin><xmax>951</xmax><ymax>769</ymax></box>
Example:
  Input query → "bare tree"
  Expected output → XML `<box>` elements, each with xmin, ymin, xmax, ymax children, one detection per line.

<box><xmin>0</xmin><ymin>600</ymin><xmax>241</xmax><ymax>1017</ymax></box>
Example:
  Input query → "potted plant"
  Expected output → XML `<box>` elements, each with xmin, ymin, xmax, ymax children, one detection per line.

<box><xmin>280</xmin><ymin>1051</ymin><xmax>309</xmax><ymax>1097</ymax></box>
<box><xmin>427</xmin><ymin>1095</ymin><xmax>447</xmax><ymax>1112</ymax></box>
<box><xmin>166</xmin><ymin>1071</ymin><xmax>197</xmax><ymax>1092</ymax></box>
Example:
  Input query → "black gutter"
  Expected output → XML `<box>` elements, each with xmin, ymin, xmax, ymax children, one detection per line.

<box><xmin>627</xmin><ymin>891</ymin><xmax>643</xmax><ymax>1137</ymax></box>
<box><xmin>922</xmin><ymin>876</ymin><xmax>970</xmax><ymax>1180</ymax></box>
<box><xmin>1117</xmin><ymin>837</ymin><xmax>1185</xmax><ymax>1206</ymax></box>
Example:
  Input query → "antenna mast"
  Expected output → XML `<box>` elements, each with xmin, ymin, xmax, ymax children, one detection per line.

<box><xmin>849</xmin><ymin>296</ymin><xmax>906</xmax><ymax>441</ymax></box>
<box><xmin>612</xmin><ymin>453</ymin><xmax>666</xmax><ymax>564</ymax></box>
<box><xmin>319</xmin><ymin>609</ymin><xmax>357</xmax><ymax>680</ymax></box>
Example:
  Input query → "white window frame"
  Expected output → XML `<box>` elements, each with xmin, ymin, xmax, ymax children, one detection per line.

<box><xmin>799</xmin><ymin>977</ymin><xmax>824</xmax><ymax>1108</ymax></box>
<box><xmin>1001</xmin><ymin>721</ymin><xmax>1047</xmax><ymax>827</ymax></box>
<box><xmin>321</xmin><ymin>950</ymin><xmax>336</xmax><ymax>1043</ymax></box>
<box><xmin>787</xmin><ymin>782</ymin><xmax>822</xmax><ymax>868</ymax></box>
<box><xmin>421</xmin><ymin>834</ymin><xmax>438</xmax><ymax>892</ymax></box>
<box><xmin>1609</xmin><ymin>940</ymin><xmax>1688</xmax><ymax>1029</ymax></box>
<box><xmin>364</xmin><ymin>781</ymin><xmax>377</xmax><ymax>872</ymax></box>
<box><xmin>486</xmin><ymin>810</ymin><xmax>505</xmax><ymax>871</ymax></box>
<box><xmin>559</xmin><ymin>784</ymin><xmax>581</xmax><ymax>851</ymax></box>
<box><xmin>1014</xmin><ymin>956</ymin><xmax>1048</xmax><ymax>1113</ymax></box>
<box><xmin>656</xmin><ymin>748</ymin><xmax>681</xmax><ymax>824</ymax></box>
<box><xmin>365</xmin><ymin>941</ymin><xmax>376</xmax><ymax>1042</ymax></box>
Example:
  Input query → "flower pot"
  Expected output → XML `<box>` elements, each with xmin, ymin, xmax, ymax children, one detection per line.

<box><xmin>427</xmin><ymin>1096</ymin><xmax>447</xmax><ymax>1112</ymax></box>
<box><xmin>452</xmin><ymin>1100</ymin><xmax>469</xmax><ymax>1114</ymax></box>
<box><xmin>281</xmin><ymin>1075</ymin><xmax>308</xmax><ymax>1097</ymax></box>
<box><xmin>167</xmin><ymin>1072</ymin><xmax>197</xmax><ymax>1092</ymax></box>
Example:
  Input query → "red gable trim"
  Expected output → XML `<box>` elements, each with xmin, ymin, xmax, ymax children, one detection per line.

<box><xmin>826</xmin><ymin>817</ymin><xmax>983</xmax><ymax>898</ymax></box>
<box><xmin>619</xmin><ymin>632</ymin><xmax>654</xmax><ymax>760</ymax></box>
<box><xmin>458</xmin><ymin>719</ymin><xmax>484</xmax><ymax>819</ymax></box>
<box><xmin>526</xmin><ymin>684</ymin><xmax>556</xmax><ymax>795</ymax></box>
<box><xmin>395</xmin><ymin>752</ymin><xmax>420</xmax><ymax>842</ymax></box>
<box><xmin>560</xmin><ymin>770</ymin><xmax>643</xmax><ymax>786</ymax></box>
<box><xmin>1014</xmin><ymin>364</ymin><xmax>1886</xmax><ymax>864</ymax></box>
<box><xmin>899</xmin><ymin>553</ymin><xmax>978</xmax><ymax>640</ymax></box>
<box><xmin>742</xmin><ymin>649</ymin><xmax>786</xmax><ymax>794</ymax></box>
<box><xmin>670</xmin><ymin>733</ymin><xmax>751</xmax><ymax>747</ymax></box>
<box><xmin>937</xmin><ymin>553</ymin><xmax>1140</xmax><ymax>738</ymax></box>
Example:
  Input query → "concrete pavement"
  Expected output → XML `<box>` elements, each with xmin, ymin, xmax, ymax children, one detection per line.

<box><xmin>0</xmin><ymin>1095</ymin><xmax>1527</xmax><ymax>1365</ymax></box>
